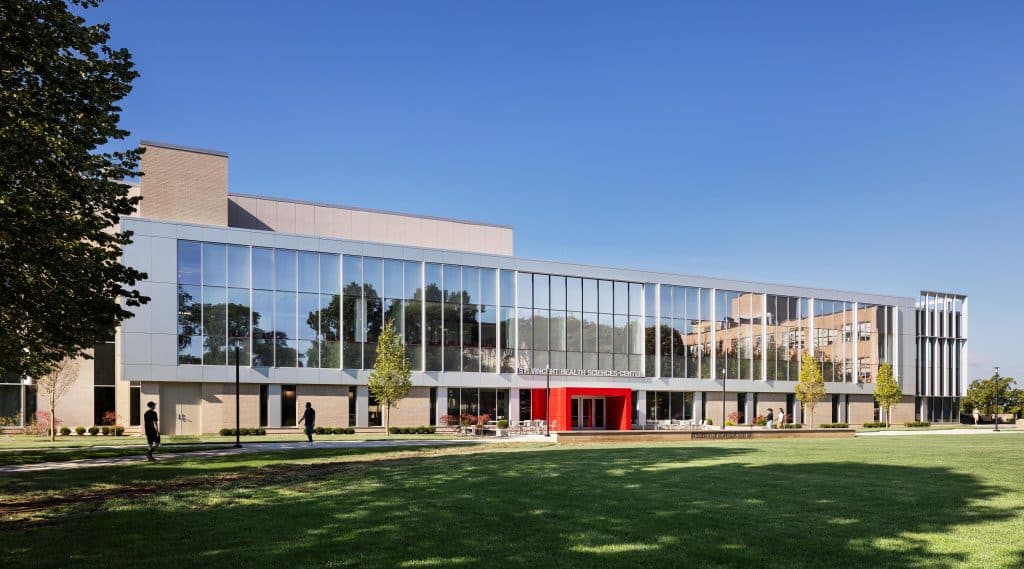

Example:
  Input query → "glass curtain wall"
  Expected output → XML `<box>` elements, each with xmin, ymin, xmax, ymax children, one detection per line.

<box><xmin>814</xmin><ymin>299</ymin><xmax>855</xmax><ymax>382</ymax></box>
<box><xmin>765</xmin><ymin>295</ymin><xmax>807</xmax><ymax>380</ymax></box>
<box><xmin>499</xmin><ymin>271</ymin><xmax>516</xmax><ymax>372</ymax></box>
<box><xmin>518</xmin><ymin>273</ymin><xmax>642</xmax><ymax>373</ymax></box>
<box><xmin>715</xmin><ymin>290</ymin><xmax>762</xmax><ymax>380</ymax></box>
<box><xmin>659</xmin><ymin>286</ymin><xmax>712</xmax><ymax>379</ymax></box>
<box><xmin>645</xmin><ymin>391</ymin><xmax>694</xmax><ymax>421</ymax></box>
<box><xmin>446</xmin><ymin>388</ymin><xmax>510</xmax><ymax>421</ymax></box>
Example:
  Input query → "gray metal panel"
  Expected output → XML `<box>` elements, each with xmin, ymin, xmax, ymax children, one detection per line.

<box><xmin>122</xmin><ymin>333</ymin><xmax>151</xmax><ymax>365</ymax></box>
<box><xmin>149</xmin><ymin>237</ymin><xmax>178</xmax><ymax>284</ymax></box>
<box><xmin>148</xmin><ymin>282</ymin><xmax>178</xmax><ymax>335</ymax></box>
<box><xmin>151</xmin><ymin>333</ymin><xmax>178</xmax><ymax>367</ymax></box>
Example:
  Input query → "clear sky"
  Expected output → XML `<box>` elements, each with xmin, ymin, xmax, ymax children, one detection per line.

<box><xmin>91</xmin><ymin>0</ymin><xmax>1023</xmax><ymax>380</ymax></box>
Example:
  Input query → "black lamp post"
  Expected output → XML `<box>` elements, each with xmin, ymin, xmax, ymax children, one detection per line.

<box><xmin>233</xmin><ymin>344</ymin><xmax>242</xmax><ymax>448</ymax></box>
<box><xmin>721</xmin><ymin>369</ymin><xmax>726</xmax><ymax>430</ymax></box>
<box><xmin>545</xmin><ymin>366</ymin><xmax>551</xmax><ymax>437</ymax></box>
<box><xmin>991</xmin><ymin>366</ymin><xmax>1001</xmax><ymax>432</ymax></box>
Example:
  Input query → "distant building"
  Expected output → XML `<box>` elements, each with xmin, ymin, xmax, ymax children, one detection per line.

<box><xmin>0</xmin><ymin>141</ymin><xmax>967</xmax><ymax>433</ymax></box>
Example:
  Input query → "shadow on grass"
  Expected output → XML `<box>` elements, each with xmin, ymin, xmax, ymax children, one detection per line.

<box><xmin>1</xmin><ymin>445</ymin><xmax>1015</xmax><ymax>569</ymax></box>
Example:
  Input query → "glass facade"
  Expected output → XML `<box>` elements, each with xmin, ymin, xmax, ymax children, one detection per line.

<box><xmin>517</xmin><ymin>273</ymin><xmax>643</xmax><ymax>373</ymax></box>
<box><xmin>176</xmin><ymin>239</ymin><xmax>898</xmax><ymax>384</ymax></box>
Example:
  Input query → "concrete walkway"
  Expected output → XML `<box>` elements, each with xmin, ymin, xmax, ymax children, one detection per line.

<box><xmin>0</xmin><ymin>439</ymin><xmax>488</xmax><ymax>475</ymax></box>
<box><xmin>857</xmin><ymin>427</ymin><xmax>1024</xmax><ymax>437</ymax></box>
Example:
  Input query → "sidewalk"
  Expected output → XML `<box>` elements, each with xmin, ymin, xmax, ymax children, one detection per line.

<box><xmin>857</xmin><ymin>427</ymin><xmax>1024</xmax><ymax>437</ymax></box>
<box><xmin>0</xmin><ymin>434</ymin><xmax>555</xmax><ymax>475</ymax></box>
<box><xmin>0</xmin><ymin>439</ymin><xmax>481</xmax><ymax>475</ymax></box>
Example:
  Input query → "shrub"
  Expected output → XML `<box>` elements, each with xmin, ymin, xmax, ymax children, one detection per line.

<box><xmin>404</xmin><ymin>427</ymin><xmax>415</xmax><ymax>434</ymax></box>
<box><xmin>255</xmin><ymin>428</ymin><xmax>266</xmax><ymax>435</ymax></box>
<box><xmin>100</xmin><ymin>426</ymin><xmax>110</xmax><ymax>436</ymax></box>
<box><xmin>754</xmin><ymin>415</ymin><xmax>767</xmax><ymax>426</ymax></box>
<box><xmin>345</xmin><ymin>427</ymin><xmax>355</xmax><ymax>434</ymax></box>
<box><xmin>704</xmin><ymin>418</ymin><xmax>713</xmax><ymax>426</ymax></box>
<box><xmin>101</xmin><ymin>410</ymin><xmax>117</xmax><ymax>426</ymax></box>
<box><xmin>329</xmin><ymin>427</ymin><xmax>343</xmax><ymax>434</ymax></box>
<box><xmin>75</xmin><ymin>426</ymin><xmax>86</xmax><ymax>436</ymax></box>
<box><xmin>727</xmin><ymin>411</ymin><xmax>742</xmax><ymax>425</ymax></box>
<box><xmin>313</xmin><ymin>426</ymin><xmax>326</xmax><ymax>435</ymax></box>
<box><xmin>426</xmin><ymin>426</ymin><xmax>436</xmax><ymax>434</ymax></box>
<box><xmin>59</xmin><ymin>426</ymin><xmax>71</xmax><ymax>436</ymax></box>
<box><xmin>88</xmin><ymin>426</ymin><xmax>99</xmax><ymax>436</ymax></box>
<box><xmin>781</xmin><ymin>423</ymin><xmax>803</xmax><ymax>429</ymax></box>
<box><xmin>905</xmin><ymin>421</ymin><xmax>931</xmax><ymax>428</ymax></box>
<box><xmin>724</xmin><ymin>420</ymin><xmax>735</xmax><ymax>427</ymax></box>
<box><xmin>219</xmin><ymin>428</ymin><xmax>232</xmax><ymax>436</ymax></box>
<box><xmin>820</xmin><ymin>423</ymin><xmax>849</xmax><ymax>429</ymax></box>
<box><xmin>497</xmin><ymin>419</ymin><xmax>509</xmax><ymax>429</ymax></box>
<box><xmin>113</xmin><ymin>425</ymin><xmax>125</xmax><ymax>436</ymax></box>
<box><xmin>388</xmin><ymin>426</ymin><xmax>400</xmax><ymax>434</ymax></box>
<box><xmin>863</xmin><ymin>421</ymin><xmax>888</xmax><ymax>428</ymax></box>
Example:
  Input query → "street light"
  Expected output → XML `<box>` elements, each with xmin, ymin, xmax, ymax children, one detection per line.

<box><xmin>993</xmin><ymin>366</ymin><xmax>1001</xmax><ymax>432</ymax></box>
<box><xmin>545</xmin><ymin>366</ymin><xmax>551</xmax><ymax>437</ymax></box>
<box><xmin>233</xmin><ymin>344</ymin><xmax>242</xmax><ymax>448</ymax></box>
<box><xmin>721</xmin><ymin>369</ymin><xmax>726</xmax><ymax>430</ymax></box>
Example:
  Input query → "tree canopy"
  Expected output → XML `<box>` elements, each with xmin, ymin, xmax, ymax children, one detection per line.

<box><xmin>961</xmin><ymin>371</ymin><xmax>1021</xmax><ymax>418</ymax></box>
<box><xmin>873</xmin><ymin>362</ymin><xmax>902</xmax><ymax>424</ymax></box>
<box><xmin>0</xmin><ymin>0</ymin><xmax>147</xmax><ymax>378</ymax></box>
<box><xmin>367</xmin><ymin>319</ymin><xmax>412</xmax><ymax>434</ymax></box>
<box><xmin>795</xmin><ymin>352</ymin><xmax>826</xmax><ymax>426</ymax></box>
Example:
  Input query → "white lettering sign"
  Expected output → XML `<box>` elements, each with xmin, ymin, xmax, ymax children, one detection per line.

<box><xmin>516</xmin><ymin>367</ymin><xmax>644</xmax><ymax>378</ymax></box>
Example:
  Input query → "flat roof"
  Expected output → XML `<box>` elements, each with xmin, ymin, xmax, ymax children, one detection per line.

<box><xmin>140</xmin><ymin>139</ymin><xmax>229</xmax><ymax>158</ymax></box>
<box><xmin>229</xmin><ymin>192</ymin><xmax>514</xmax><ymax>231</ymax></box>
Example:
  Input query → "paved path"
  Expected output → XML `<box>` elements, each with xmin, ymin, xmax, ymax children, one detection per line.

<box><xmin>0</xmin><ymin>439</ymin><xmax>490</xmax><ymax>475</ymax></box>
<box><xmin>857</xmin><ymin>427</ymin><xmax>1024</xmax><ymax>437</ymax></box>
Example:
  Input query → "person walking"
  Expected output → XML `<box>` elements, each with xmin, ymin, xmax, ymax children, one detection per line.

<box><xmin>778</xmin><ymin>407</ymin><xmax>786</xmax><ymax>427</ymax></box>
<box><xmin>144</xmin><ymin>401</ymin><xmax>160</xmax><ymax>461</ymax></box>
<box><xmin>766</xmin><ymin>408</ymin><xmax>774</xmax><ymax>429</ymax></box>
<box><xmin>298</xmin><ymin>402</ymin><xmax>316</xmax><ymax>444</ymax></box>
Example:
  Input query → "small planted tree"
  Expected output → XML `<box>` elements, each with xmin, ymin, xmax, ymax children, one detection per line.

<box><xmin>367</xmin><ymin>318</ymin><xmax>412</xmax><ymax>436</ymax></box>
<box><xmin>873</xmin><ymin>362</ymin><xmax>902</xmax><ymax>425</ymax></box>
<box><xmin>795</xmin><ymin>352</ymin><xmax>826</xmax><ymax>427</ymax></box>
<box><xmin>35</xmin><ymin>358</ymin><xmax>80</xmax><ymax>442</ymax></box>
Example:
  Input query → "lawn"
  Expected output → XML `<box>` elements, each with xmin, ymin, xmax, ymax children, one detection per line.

<box><xmin>2</xmin><ymin>435</ymin><xmax>1023</xmax><ymax>568</ymax></box>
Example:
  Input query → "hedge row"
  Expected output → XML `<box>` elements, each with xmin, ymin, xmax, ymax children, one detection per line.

<box><xmin>862</xmin><ymin>421</ymin><xmax>888</xmax><ymax>428</ymax></box>
<box><xmin>64</xmin><ymin>426</ymin><xmax>125</xmax><ymax>436</ymax></box>
<box><xmin>820</xmin><ymin>423</ymin><xmax>849</xmax><ymax>429</ymax></box>
<box><xmin>780</xmin><ymin>423</ymin><xmax>803</xmax><ymax>429</ymax></box>
<box><xmin>313</xmin><ymin>427</ymin><xmax>356</xmax><ymax>435</ymax></box>
<box><xmin>388</xmin><ymin>426</ymin><xmax>437</xmax><ymax>435</ymax></box>
<box><xmin>219</xmin><ymin>428</ymin><xmax>267</xmax><ymax>436</ymax></box>
<box><xmin>904</xmin><ymin>421</ymin><xmax>931</xmax><ymax>428</ymax></box>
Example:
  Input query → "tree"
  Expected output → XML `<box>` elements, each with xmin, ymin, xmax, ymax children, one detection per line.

<box><xmin>873</xmin><ymin>362</ymin><xmax>902</xmax><ymax>425</ymax></box>
<box><xmin>0</xmin><ymin>0</ymin><xmax>148</xmax><ymax>380</ymax></box>
<box><xmin>961</xmin><ymin>370</ymin><xmax>1019</xmax><ymax>425</ymax></box>
<box><xmin>795</xmin><ymin>352</ymin><xmax>826</xmax><ymax>426</ymax></box>
<box><xmin>35</xmin><ymin>358</ymin><xmax>79</xmax><ymax>441</ymax></box>
<box><xmin>367</xmin><ymin>318</ymin><xmax>412</xmax><ymax>436</ymax></box>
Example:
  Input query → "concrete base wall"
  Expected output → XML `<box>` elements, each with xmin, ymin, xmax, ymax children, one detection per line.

<box><xmin>299</xmin><ymin>384</ymin><xmax>349</xmax><ymax>427</ymax></box>
<box><xmin>704</xmin><ymin>391</ymin><xmax>740</xmax><ymax>425</ymax></box>
<box><xmin>385</xmin><ymin>387</ymin><xmax>431</xmax><ymax>427</ymax></box>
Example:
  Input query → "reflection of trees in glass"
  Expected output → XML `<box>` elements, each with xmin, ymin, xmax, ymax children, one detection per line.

<box><xmin>309</xmin><ymin>294</ymin><xmax>341</xmax><ymax>368</ymax></box>
<box><xmin>251</xmin><ymin>307</ymin><xmax>295</xmax><ymax>367</ymax></box>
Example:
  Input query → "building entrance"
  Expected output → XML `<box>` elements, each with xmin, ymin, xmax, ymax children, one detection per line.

<box><xmin>571</xmin><ymin>396</ymin><xmax>606</xmax><ymax>430</ymax></box>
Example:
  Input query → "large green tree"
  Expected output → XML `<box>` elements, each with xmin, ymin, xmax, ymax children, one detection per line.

<box><xmin>0</xmin><ymin>0</ymin><xmax>147</xmax><ymax>379</ymax></box>
<box><xmin>873</xmin><ymin>362</ymin><xmax>902</xmax><ymax>425</ymax></box>
<box><xmin>367</xmin><ymin>318</ymin><xmax>412</xmax><ymax>435</ymax></box>
<box><xmin>795</xmin><ymin>352</ymin><xmax>827</xmax><ymax>426</ymax></box>
<box><xmin>961</xmin><ymin>371</ymin><xmax>1020</xmax><ymax>423</ymax></box>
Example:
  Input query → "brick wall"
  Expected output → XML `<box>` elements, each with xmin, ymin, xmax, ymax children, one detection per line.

<box><xmin>139</xmin><ymin>142</ymin><xmax>227</xmax><ymax>226</ymax></box>
<box><xmin>385</xmin><ymin>387</ymin><xmax>431</xmax><ymax>427</ymax></box>
<box><xmin>298</xmin><ymin>384</ymin><xmax>349</xmax><ymax>428</ymax></box>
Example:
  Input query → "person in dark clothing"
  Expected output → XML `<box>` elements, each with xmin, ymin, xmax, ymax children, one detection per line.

<box><xmin>298</xmin><ymin>402</ymin><xmax>316</xmax><ymax>444</ymax></box>
<box><xmin>144</xmin><ymin>401</ymin><xmax>160</xmax><ymax>461</ymax></box>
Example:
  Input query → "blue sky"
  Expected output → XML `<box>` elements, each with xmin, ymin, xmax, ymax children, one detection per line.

<box><xmin>93</xmin><ymin>1</ymin><xmax>1023</xmax><ymax>380</ymax></box>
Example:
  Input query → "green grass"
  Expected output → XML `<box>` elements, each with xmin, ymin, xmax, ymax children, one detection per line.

<box><xmin>2</xmin><ymin>436</ymin><xmax>1024</xmax><ymax>568</ymax></box>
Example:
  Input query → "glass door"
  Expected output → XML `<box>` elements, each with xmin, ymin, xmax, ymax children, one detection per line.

<box><xmin>572</xmin><ymin>397</ymin><xmax>606</xmax><ymax>430</ymax></box>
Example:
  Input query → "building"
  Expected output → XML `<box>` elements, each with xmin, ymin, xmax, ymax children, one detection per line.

<box><xmin>0</xmin><ymin>141</ymin><xmax>968</xmax><ymax>434</ymax></box>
